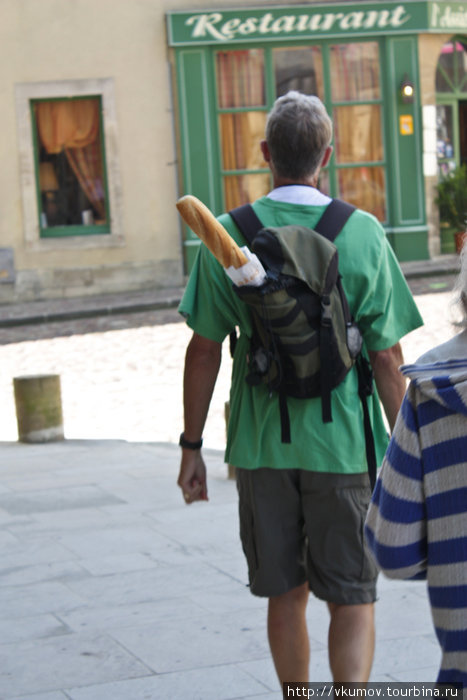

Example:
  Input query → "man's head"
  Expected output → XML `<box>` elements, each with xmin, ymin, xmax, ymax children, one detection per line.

<box><xmin>262</xmin><ymin>91</ymin><xmax>333</xmax><ymax>183</ymax></box>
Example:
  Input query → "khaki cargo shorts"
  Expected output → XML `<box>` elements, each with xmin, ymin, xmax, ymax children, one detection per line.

<box><xmin>236</xmin><ymin>467</ymin><xmax>378</xmax><ymax>604</ymax></box>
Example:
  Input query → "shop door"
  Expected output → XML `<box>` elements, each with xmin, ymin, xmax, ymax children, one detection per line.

<box><xmin>436</xmin><ymin>100</ymin><xmax>458</xmax><ymax>176</ymax></box>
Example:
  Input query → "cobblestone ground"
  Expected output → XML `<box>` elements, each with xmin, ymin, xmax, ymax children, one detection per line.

<box><xmin>0</xmin><ymin>278</ymin><xmax>462</xmax><ymax>450</ymax></box>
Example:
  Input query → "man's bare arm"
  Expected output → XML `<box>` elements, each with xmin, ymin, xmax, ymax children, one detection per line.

<box><xmin>178</xmin><ymin>332</ymin><xmax>222</xmax><ymax>504</ymax></box>
<box><xmin>368</xmin><ymin>342</ymin><xmax>406</xmax><ymax>432</ymax></box>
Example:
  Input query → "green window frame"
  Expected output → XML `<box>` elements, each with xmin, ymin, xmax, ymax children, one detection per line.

<box><xmin>31</xmin><ymin>95</ymin><xmax>111</xmax><ymax>238</ymax></box>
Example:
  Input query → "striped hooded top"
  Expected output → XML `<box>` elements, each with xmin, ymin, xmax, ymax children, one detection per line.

<box><xmin>365</xmin><ymin>330</ymin><xmax>467</xmax><ymax>686</ymax></box>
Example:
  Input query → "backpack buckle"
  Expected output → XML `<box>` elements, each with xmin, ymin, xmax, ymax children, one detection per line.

<box><xmin>321</xmin><ymin>295</ymin><xmax>332</xmax><ymax>325</ymax></box>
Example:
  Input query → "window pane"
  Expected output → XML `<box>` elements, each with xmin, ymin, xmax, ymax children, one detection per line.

<box><xmin>223</xmin><ymin>173</ymin><xmax>271</xmax><ymax>210</ymax></box>
<box><xmin>436</xmin><ymin>40</ymin><xmax>467</xmax><ymax>92</ymax></box>
<box><xmin>436</xmin><ymin>42</ymin><xmax>456</xmax><ymax>92</ymax></box>
<box><xmin>436</xmin><ymin>105</ymin><xmax>456</xmax><ymax>177</ymax></box>
<box><xmin>273</xmin><ymin>47</ymin><xmax>324</xmax><ymax>99</ymax></box>
<box><xmin>216</xmin><ymin>50</ymin><xmax>265</xmax><ymax>108</ymax></box>
<box><xmin>330</xmin><ymin>43</ymin><xmax>380</xmax><ymax>102</ymax></box>
<box><xmin>219</xmin><ymin>112</ymin><xmax>267</xmax><ymax>171</ymax></box>
<box><xmin>333</xmin><ymin>105</ymin><xmax>383</xmax><ymax>164</ymax></box>
<box><xmin>338</xmin><ymin>166</ymin><xmax>386</xmax><ymax>221</ymax></box>
<box><xmin>34</xmin><ymin>98</ymin><xmax>108</xmax><ymax>231</ymax></box>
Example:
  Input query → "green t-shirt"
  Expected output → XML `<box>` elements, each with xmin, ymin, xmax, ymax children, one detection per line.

<box><xmin>179</xmin><ymin>197</ymin><xmax>424</xmax><ymax>473</ymax></box>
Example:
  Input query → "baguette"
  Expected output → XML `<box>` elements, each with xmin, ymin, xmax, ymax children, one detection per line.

<box><xmin>176</xmin><ymin>195</ymin><xmax>248</xmax><ymax>269</ymax></box>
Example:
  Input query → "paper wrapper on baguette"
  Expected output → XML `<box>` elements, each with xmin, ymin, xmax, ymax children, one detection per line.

<box><xmin>176</xmin><ymin>195</ymin><xmax>266</xmax><ymax>287</ymax></box>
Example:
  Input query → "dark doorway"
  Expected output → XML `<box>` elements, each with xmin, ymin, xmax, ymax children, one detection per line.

<box><xmin>459</xmin><ymin>101</ymin><xmax>467</xmax><ymax>166</ymax></box>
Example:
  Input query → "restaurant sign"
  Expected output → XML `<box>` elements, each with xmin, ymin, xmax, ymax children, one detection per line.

<box><xmin>430</xmin><ymin>2</ymin><xmax>467</xmax><ymax>29</ymax></box>
<box><xmin>167</xmin><ymin>1</ymin><xmax>466</xmax><ymax>46</ymax></box>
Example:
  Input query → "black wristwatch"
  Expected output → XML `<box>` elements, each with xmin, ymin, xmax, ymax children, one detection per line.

<box><xmin>179</xmin><ymin>432</ymin><xmax>203</xmax><ymax>450</ymax></box>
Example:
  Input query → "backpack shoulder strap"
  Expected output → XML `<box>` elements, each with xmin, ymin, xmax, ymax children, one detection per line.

<box><xmin>231</xmin><ymin>199</ymin><xmax>355</xmax><ymax>245</ymax></box>
<box><xmin>314</xmin><ymin>198</ymin><xmax>356</xmax><ymax>242</ymax></box>
<box><xmin>227</xmin><ymin>204</ymin><xmax>263</xmax><ymax>361</ymax></box>
<box><xmin>229</xmin><ymin>204</ymin><xmax>263</xmax><ymax>246</ymax></box>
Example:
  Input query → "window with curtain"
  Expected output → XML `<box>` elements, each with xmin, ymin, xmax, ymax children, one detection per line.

<box><xmin>216</xmin><ymin>49</ymin><xmax>270</xmax><ymax>210</ymax></box>
<box><xmin>330</xmin><ymin>42</ymin><xmax>386</xmax><ymax>222</ymax></box>
<box><xmin>32</xmin><ymin>96</ymin><xmax>109</xmax><ymax>237</ymax></box>
<box><xmin>213</xmin><ymin>41</ymin><xmax>385</xmax><ymax>220</ymax></box>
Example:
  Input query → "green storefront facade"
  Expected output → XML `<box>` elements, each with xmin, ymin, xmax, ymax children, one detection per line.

<box><xmin>167</xmin><ymin>2</ymin><xmax>467</xmax><ymax>269</ymax></box>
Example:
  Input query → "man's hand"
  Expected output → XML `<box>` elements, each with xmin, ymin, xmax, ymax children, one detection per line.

<box><xmin>178</xmin><ymin>449</ymin><xmax>208</xmax><ymax>504</ymax></box>
<box><xmin>178</xmin><ymin>332</ymin><xmax>222</xmax><ymax>505</ymax></box>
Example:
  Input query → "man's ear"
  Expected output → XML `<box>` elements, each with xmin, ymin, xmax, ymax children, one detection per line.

<box><xmin>321</xmin><ymin>145</ymin><xmax>333</xmax><ymax>169</ymax></box>
<box><xmin>260</xmin><ymin>140</ymin><xmax>271</xmax><ymax>163</ymax></box>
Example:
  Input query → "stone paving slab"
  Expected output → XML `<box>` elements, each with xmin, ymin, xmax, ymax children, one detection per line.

<box><xmin>65</xmin><ymin>665</ymin><xmax>272</xmax><ymax>700</ymax></box>
<box><xmin>16</xmin><ymin>694</ymin><xmax>68</xmax><ymax>700</ymax></box>
<box><xmin>0</xmin><ymin>632</ymin><xmax>152</xmax><ymax>697</ymax></box>
<box><xmin>0</xmin><ymin>440</ymin><xmax>443</xmax><ymax>698</ymax></box>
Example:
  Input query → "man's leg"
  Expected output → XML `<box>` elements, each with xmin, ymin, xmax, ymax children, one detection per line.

<box><xmin>327</xmin><ymin>601</ymin><xmax>375</xmax><ymax>682</ymax></box>
<box><xmin>302</xmin><ymin>472</ymin><xmax>378</xmax><ymax>682</ymax></box>
<box><xmin>268</xmin><ymin>581</ymin><xmax>310</xmax><ymax>684</ymax></box>
<box><xmin>236</xmin><ymin>468</ymin><xmax>310</xmax><ymax>683</ymax></box>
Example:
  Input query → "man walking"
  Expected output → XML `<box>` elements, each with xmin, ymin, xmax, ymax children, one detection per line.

<box><xmin>177</xmin><ymin>91</ymin><xmax>423</xmax><ymax>685</ymax></box>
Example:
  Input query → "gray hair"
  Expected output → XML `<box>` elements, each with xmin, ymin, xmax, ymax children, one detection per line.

<box><xmin>265</xmin><ymin>91</ymin><xmax>332</xmax><ymax>181</ymax></box>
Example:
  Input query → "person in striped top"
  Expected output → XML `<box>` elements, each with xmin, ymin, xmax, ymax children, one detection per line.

<box><xmin>365</xmin><ymin>241</ymin><xmax>467</xmax><ymax>686</ymax></box>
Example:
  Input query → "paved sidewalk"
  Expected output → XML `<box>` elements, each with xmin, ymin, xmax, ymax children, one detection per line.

<box><xmin>0</xmin><ymin>257</ymin><xmax>458</xmax><ymax>698</ymax></box>
<box><xmin>0</xmin><ymin>439</ymin><xmax>440</xmax><ymax>700</ymax></box>
<box><xmin>0</xmin><ymin>255</ymin><xmax>460</xmax><ymax>328</ymax></box>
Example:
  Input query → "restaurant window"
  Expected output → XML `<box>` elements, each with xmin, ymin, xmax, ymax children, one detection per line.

<box><xmin>274</xmin><ymin>46</ymin><xmax>324</xmax><ymax>99</ymax></box>
<box><xmin>330</xmin><ymin>42</ymin><xmax>386</xmax><ymax>221</ymax></box>
<box><xmin>216</xmin><ymin>49</ymin><xmax>270</xmax><ymax>211</ymax></box>
<box><xmin>32</xmin><ymin>96</ymin><xmax>110</xmax><ymax>238</ymax></box>
<box><xmin>214</xmin><ymin>40</ymin><xmax>386</xmax><ymax>220</ymax></box>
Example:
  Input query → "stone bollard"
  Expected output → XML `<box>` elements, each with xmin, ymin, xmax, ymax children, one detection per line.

<box><xmin>224</xmin><ymin>400</ymin><xmax>236</xmax><ymax>480</ymax></box>
<box><xmin>13</xmin><ymin>374</ymin><xmax>64</xmax><ymax>443</ymax></box>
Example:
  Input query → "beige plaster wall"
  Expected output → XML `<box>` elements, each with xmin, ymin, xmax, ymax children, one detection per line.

<box><xmin>0</xmin><ymin>0</ymin><xmax>184</xmax><ymax>300</ymax></box>
<box><xmin>0</xmin><ymin>0</ymin><xmax>460</xmax><ymax>301</ymax></box>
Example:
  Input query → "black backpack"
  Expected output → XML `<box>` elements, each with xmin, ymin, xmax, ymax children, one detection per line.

<box><xmin>230</xmin><ymin>199</ymin><xmax>377</xmax><ymax>487</ymax></box>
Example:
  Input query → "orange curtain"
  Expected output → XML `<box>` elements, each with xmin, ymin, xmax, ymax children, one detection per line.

<box><xmin>220</xmin><ymin>112</ymin><xmax>267</xmax><ymax>171</ymax></box>
<box><xmin>216</xmin><ymin>49</ymin><xmax>269</xmax><ymax>208</ymax></box>
<box><xmin>333</xmin><ymin>105</ymin><xmax>385</xmax><ymax>220</ymax></box>
<box><xmin>216</xmin><ymin>50</ymin><xmax>264</xmax><ymax>109</ymax></box>
<box><xmin>35</xmin><ymin>100</ymin><xmax>99</xmax><ymax>153</ymax></box>
<box><xmin>338</xmin><ymin>167</ymin><xmax>386</xmax><ymax>222</ymax></box>
<box><xmin>35</xmin><ymin>100</ymin><xmax>106</xmax><ymax>221</ymax></box>
<box><xmin>334</xmin><ymin>105</ymin><xmax>383</xmax><ymax>165</ymax></box>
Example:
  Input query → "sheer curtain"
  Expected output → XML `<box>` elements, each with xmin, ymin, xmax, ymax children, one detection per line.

<box><xmin>35</xmin><ymin>99</ymin><xmax>106</xmax><ymax>221</ymax></box>
<box><xmin>216</xmin><ymin>50</ymin><xmax>269</xmax><ymax>209</ymax></box>
<box><xmin>330</xmin><ymin>43</ymin><xmax>386</xmax><ymax>221</ymax></box>
<box><xmin>334</xmin><ymin>104</ymin><xmax>385</xmax><ymax>219</ymax></box>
